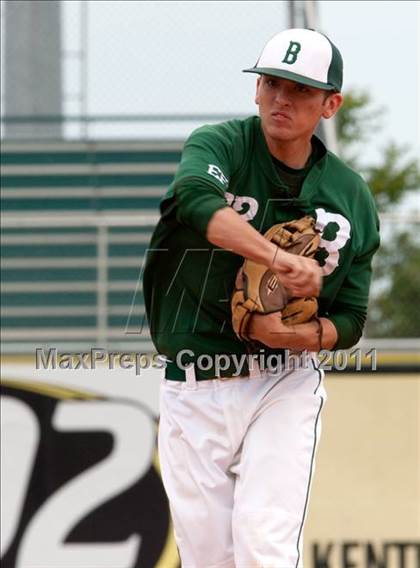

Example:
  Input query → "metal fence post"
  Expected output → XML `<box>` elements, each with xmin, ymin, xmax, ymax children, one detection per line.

<box><xmin>97</xmin><ymin>224</ymin><xmax>109</xmax><ymax>346</ymax></box>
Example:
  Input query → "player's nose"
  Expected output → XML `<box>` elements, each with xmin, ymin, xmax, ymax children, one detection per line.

<box><xmin>273</xmin><ymin>84</ymin><xmax>293</xmax><ymax>105</ymax></box>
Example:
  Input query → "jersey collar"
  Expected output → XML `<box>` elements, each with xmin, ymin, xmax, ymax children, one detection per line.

<box><xmin>254</xmin><ymin>116</ymin><xmax>328</xmax><ymax>205</ymax></box>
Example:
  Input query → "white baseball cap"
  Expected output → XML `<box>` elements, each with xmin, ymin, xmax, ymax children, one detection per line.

<box><xmin>244</xmin><ymin>28</ymin><xmax>343</xmax><ymax>92</ymax></box>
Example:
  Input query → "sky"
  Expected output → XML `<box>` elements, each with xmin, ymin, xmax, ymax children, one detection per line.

<box><xmin>58</xmin><ymin>0</ymin><xmax>419</xmax><ymax>168</ymax></box>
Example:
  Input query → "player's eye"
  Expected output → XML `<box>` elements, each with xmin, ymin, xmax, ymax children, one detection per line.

<box><xmin>296</xmin><ymin>84</ymin><xmax>309</xmax><ymax>93</ymax></box>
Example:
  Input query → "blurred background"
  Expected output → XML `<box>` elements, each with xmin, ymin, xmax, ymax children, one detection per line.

<box><xmin>1</xmin><ymin>2</ymin><xmax>419</xmax><ymax>567</ymax></box>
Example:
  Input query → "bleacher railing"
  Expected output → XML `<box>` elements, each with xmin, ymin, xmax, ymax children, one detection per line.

<box><xmin>1</xmin><ymin>114</ymin><xmax>249</xmax><ymax>141</ymax></box>
<box><xmin>1</xmin><ymin>214</ymin><xmax>158</xmax><ymax>353</ymax></box>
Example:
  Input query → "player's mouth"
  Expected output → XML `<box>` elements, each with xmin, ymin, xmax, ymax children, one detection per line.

<box><xmin>271</xmin><ymin>111</ymin><xmax>292</xmax><ymax>122</ymax></box>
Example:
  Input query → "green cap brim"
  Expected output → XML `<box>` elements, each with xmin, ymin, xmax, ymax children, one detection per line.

<box><xmin>243</xmin><ymin>67</ymin><xmax>338</xmax><ymax>91</ymax></box>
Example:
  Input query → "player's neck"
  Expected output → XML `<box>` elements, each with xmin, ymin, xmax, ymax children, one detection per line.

<box><xmin>265</xmin><ymin>136</ymin><xmax>313</xmax><ymax>170</ymax></box>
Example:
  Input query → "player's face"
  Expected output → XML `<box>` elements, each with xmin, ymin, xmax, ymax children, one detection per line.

<box><xmin>255</xmin><ymin>75</ymin><xmax>343</xmax><ymax>145</ymax></box>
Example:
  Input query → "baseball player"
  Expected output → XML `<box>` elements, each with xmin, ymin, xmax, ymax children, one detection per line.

<box><xmin>143</xmin><ymin>28</ymin><xmax>380</xmax><ymax>567</ymax></box>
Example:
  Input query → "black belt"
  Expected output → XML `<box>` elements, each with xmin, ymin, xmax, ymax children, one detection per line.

<box><xmin>163</xmin><ymin>349</ymin><xmax>289</xmax><ymax>382</ymax></box>
<box><xmin>164</xmin><ymin>360</ymin><xmax>253</xmax><ymax>381</ymax></box>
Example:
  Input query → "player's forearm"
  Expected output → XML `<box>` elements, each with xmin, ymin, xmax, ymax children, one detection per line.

<box><xmin>249</xmin><ymin>316</ymin><xmax>338</xmax><ymax>351</ymax></box>
<box><xmin>281</xmin><ymin>317</ymin><xmax>338</xmax><ymax>351</ymax></box>
<box><xmin>206</xmin><ymin>207</ymin><xmax>281</xmax><ymax>268</ymax></box>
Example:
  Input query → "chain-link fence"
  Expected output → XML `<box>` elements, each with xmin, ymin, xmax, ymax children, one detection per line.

<box><xmin>1</xmin><ymin>1</ymin><xmax>293</xmax><ymax>139</ymax></box>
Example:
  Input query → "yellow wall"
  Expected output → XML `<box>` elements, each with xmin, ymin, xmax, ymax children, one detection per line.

<box><xmin>304</xmin><ymin>373</ymin><xmax>419</xmax><ymax>567</ymax></box>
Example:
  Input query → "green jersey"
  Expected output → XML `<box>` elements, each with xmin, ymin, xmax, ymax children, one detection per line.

<box><xmin>143</xmin><ymin>116</ymin><xmax>380</xmax><ymax>378</ymax></box>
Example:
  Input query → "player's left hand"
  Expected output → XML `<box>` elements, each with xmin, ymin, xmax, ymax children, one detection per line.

<box><xmin>248</xmin><ymin>312</ymin><xmax>321</xmax><ymax>350</ymax></box>
<box><xmin>248</xmin><ymin>312</ymin><xmax>289</xmax><ymax>348</ymax></box>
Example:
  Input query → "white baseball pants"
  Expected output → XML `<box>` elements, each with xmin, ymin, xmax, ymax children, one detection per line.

<box><xmin>158</xmin><ymin>357</ymin><xmax>326</xmax><ymax>568</ymax></box>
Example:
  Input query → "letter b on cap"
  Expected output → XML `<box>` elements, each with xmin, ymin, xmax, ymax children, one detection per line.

<box><xmin>282</xmin><ymin>41</ymin><xmax>301</xmax><ymax>64</ymax></box>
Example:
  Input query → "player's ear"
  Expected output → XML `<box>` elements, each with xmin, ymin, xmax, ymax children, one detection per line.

<box><xmin>322</xmin><ymin>92</ymin><xmax>343</xmax><ymax>119</ymax></box>
<box><xmin>255</xmin><ymin>77</ymin><xmax>261</xmax><ymax>105</ymax></box>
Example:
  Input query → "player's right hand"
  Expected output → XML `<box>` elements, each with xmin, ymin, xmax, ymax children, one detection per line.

<box><xmin>271</xmin><ymin>250</ymin><xmax>322</xmax><ymax>297</ymax></box>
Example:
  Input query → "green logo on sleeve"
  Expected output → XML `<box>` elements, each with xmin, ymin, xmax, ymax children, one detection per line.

<box><xmin>282</xmin><ymin>41</ymin><xmax>301</xmax><ymax>64</ymax></box>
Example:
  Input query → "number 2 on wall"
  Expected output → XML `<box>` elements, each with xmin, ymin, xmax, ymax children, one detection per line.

<box><xmin>14</xmin><ymin>400</ymin><xmax>154</xmax><ymax>568</ymax></box>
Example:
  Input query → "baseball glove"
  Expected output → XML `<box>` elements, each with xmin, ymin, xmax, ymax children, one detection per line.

<box><xmin>231</xmin><ymin>216</ymin><xmax>320</xmax><ymax>343</ymax></box>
